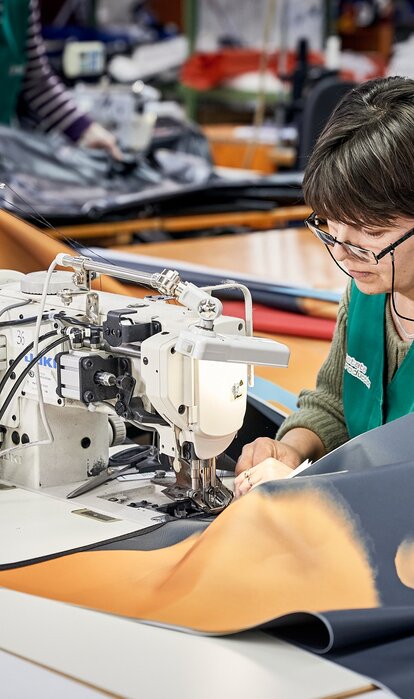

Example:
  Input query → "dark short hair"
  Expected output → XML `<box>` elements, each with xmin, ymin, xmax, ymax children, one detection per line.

<box><xmin>303</xmin><ymin>76</ymin><xmax>414</xmax><ymax>228</ymax></box>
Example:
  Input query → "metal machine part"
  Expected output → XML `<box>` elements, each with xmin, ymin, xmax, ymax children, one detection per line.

<box><xmin>0</xmin><ymin>256</ymin><xmax>290</xmax><ymax>513</ymax></box>
<box><xmin>108</xmin><ymin>415</ymin><xmax>127</xmax><ymax>446</ymax></box>
<box><xmin>20</xmin><ymin>270</ymin><xmax>80</xmax><ymax>296</ymax></box>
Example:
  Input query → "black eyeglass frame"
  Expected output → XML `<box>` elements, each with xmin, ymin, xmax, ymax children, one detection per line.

<box><xmin>304</xmin><ymin>212</ymin><xmax>414</xmax><ymax>264</ymax></box>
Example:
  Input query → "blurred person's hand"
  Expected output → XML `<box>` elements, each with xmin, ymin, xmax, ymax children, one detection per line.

<box><xmin>78</xmin><ymin>122</ymin><xmax>122</xmax><ymax>160</ymax></box>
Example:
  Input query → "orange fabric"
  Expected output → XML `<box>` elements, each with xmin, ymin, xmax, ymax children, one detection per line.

<box><xmin>0</xmin><ymin>487</ymin><xmax>378</xmax><ymax>633</ymax></box>
<box><xmin>0</xmin><ymin>215</ymin><xmax>379</xmax><ymax>633</ymax></box>
<box><xmin>0</xmin><ymin>210</ymin><xmax>146</xmax><ymax>297</ymax></box>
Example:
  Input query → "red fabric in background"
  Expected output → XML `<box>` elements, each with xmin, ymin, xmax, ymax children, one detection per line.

<box><xmin>181</xmin><ymin>49</ymin><xmax>323</xmax><ymax>90</ymax></box>
<box><xmin>223</xmin><ymin>301</ymin><xmax>336</xmax><ymax>340</ymax></box>
<box><xmin>181</xmin><ymin>49</ymin><xmax>385</xmax><ymax>91</ymax></box>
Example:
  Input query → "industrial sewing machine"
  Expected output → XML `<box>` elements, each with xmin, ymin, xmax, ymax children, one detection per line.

<box><xmin>0</xmin><ymin>255</ymin><xmax>289</xmax><ymax>514</ymax></box>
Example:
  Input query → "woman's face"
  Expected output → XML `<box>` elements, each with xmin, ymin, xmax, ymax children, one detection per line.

<box><xmin>327</xmin><ymin>216</ymin><xmax>414</xmax><ymax>298</ymax></box>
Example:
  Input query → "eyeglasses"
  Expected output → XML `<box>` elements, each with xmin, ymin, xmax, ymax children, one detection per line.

<box><xmin>304</xmin><ymin>212</ymin><xmax>414</xmax><ymax>264</ymax></box>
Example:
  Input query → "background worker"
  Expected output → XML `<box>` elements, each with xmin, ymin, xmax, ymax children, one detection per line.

<box><xmin>1</xmin><ymin>0</ymin><xmax>120</xmax><ymax>157</ymax></box>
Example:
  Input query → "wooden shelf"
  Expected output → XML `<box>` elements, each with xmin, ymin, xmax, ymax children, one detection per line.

<box><xmin>202</xmin><ymin>124</ymin><xmax>296</xmax><ymax>173</ymax></box>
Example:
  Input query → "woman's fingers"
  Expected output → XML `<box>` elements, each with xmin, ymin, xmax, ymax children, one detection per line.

<box><xmin>234</xmin><ymin>458</ymin><xmax>292</xmax><ymax>498</ymax></box>
<box><xmin>235</xmin><ymin>438</ymin><xmax>277</xmax><ymax>475</ymax></box>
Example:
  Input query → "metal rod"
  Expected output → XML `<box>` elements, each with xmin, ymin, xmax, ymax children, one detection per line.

<box><xmin>201</xmin><ymin>458</ymin><xmax>216</xmax><ymax>492</ymax></box>
<box><xmin>58</xmin><ymin>254</ymin><xmax>160</xmax><ymax>288</ymax></box>
<box><xmin>201</xmin><ymin>281</ymin><xmax>255</xmax><ymax>386</ymax></box>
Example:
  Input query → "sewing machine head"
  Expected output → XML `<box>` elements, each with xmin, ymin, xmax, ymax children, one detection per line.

<box><xmin>0</xmin><ymin>256</ymin><xmax>289</xmax><ymax>514</ymax></box>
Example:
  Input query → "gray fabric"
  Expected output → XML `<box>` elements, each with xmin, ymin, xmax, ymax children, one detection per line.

<box><xmin>96</xmin><ymin>518</ymin><xmax>211</xmax><ymax>551</ymax></box>
<box><xmin>0</xmin><ymin>125</ymin><xmax>303</xmax><ymax>224</ymax></box>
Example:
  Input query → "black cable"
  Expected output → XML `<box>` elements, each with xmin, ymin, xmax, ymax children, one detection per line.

<box><xmin>0</xmin><ymin>197</ymin><xmax>52</xmax><ymax>230</ymax></box>
<box><xmin>0</xmin><ymin>330</ymin><xmax>58</xmax><ymax>397</ymax></box>
<box><xmin>0</xmin><ymin>313</ymin><xmax>51</xmax><ymax>329</ymax></box>
<box><xmin>59</xmin><ymin>315</ymin><xmax>103</xmax><ymax>329</ymax></box>
<box><xmin>0</xmin><ymin>335</ymin><xmax>69</xmax><ymax>421</ymax></box>
<box><xmin>0</xmin><ymin>311</ymin><xmax>101</xmax><ymax>331</ymax></box>
<box><xmin>5</xmin><ymin>182</ymin><xmax>64</xmax><ymax>232</ymax></box>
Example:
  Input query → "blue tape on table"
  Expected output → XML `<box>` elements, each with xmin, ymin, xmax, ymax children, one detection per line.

<box><xmin>248</xmin><ymin>376</ymin><xmax>298</xmax><ymax>412</ymax></box>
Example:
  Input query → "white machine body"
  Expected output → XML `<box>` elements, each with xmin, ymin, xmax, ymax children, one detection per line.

<box><xmin>0</xmin><ymin>259</ymin><xmax>289</xmax><ymax>512</ymax></box>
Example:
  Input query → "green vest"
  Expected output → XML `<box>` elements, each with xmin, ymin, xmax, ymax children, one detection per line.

<box><xmin>0</xmin><ymin>0</ymin><xmax>31</xmax><ymax>124</ymax></box>
<box><xmin>343</xmin><ymin>281</ymin><xmax>414</xmax><ymax>438</ymax></box>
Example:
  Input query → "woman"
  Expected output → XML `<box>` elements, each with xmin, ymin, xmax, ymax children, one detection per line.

<box><xmin>235</xmin><ymin>75</ymin><xmax>414</xmax><ymax>497</ymax></box>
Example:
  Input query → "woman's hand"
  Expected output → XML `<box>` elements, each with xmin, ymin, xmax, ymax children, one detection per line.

<box><xmin>235</xmin><ymin>437</ymin><xmax>303</xmax><ymax>476</ymax></box>
<box><xmin>234</xmin><ymin>457</ymin><xmax>292</xmax><ymax>498</ymax></box>
<box><xmin>78</xmin><ymin>122</ymin><xmax>122</xmax><ymax>160</ymax></box>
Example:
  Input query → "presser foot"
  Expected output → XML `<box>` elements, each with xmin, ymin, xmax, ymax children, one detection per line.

<box><xmin>162</xmin><ymin>478</ymin><xmax>233</xmax><ymax>515</ymax></box>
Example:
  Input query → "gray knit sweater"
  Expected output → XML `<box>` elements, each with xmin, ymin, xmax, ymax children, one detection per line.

<box><xmin>277</xmin><ymin>282</ymin><xmax>412</xmax><ymax>453</ymax></box>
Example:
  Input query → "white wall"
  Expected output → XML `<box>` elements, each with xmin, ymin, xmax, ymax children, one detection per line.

<box><xmin>197</xmin><ymin>0</ymin><xmax>324</xmax><ymax>53</ymax></box>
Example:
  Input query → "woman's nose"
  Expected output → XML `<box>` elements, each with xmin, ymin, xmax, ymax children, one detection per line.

<box><xmin>331</xmin><ymin>240</ymin><xmax>348</xmax><ymax>261</ymax></box>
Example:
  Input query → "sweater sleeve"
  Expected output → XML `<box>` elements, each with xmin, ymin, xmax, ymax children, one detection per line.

<box><xmin>18</xmin><ymin>0</ymin><xmax>92</xmax><ymax>142</ymax></box>
<box><xmin>276</xmin><ymin>283</ymin><xmax>351</xmax><ymax>453</ymax></box>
